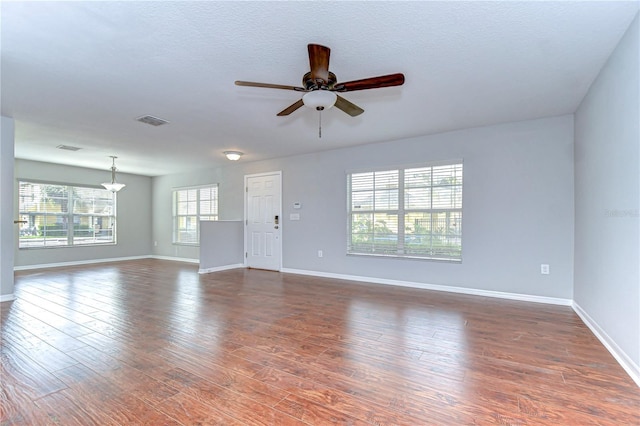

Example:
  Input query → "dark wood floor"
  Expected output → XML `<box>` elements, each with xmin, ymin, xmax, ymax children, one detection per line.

<box><xmin>1</xmin><ymin>259</ymin><xmax>638</xmax><ymax>425</ymax></box>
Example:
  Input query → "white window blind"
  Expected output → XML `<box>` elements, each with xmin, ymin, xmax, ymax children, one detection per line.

<box><xmin>18</xmin><ymin>181</ymin><xmax>116</xmax><ymax>248</ymax></box>
<box><xmin>347</xmin><ymin>162</ymin><xmax>463</xmax><ymax>261</ymax></box>
<box><xmin>172</xmin><ymin>185</ymin><xmax>219</xmax><ymax>245</ymax></box>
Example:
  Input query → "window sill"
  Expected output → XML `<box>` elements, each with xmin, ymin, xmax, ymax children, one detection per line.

<box><xmin>347</xmin><ymin>252</ymin><xmax>462</xmax><ymax>263</ymax></box>
<box><xmin>19</xmin><ymin>242</ymin><xmax>117</xmax><ymax>250</ymax></box>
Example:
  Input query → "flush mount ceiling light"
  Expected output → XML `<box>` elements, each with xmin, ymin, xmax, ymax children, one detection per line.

<box><xmin>302</xmin><ymin>90</ymin><xmax>337</xmax><ymax>111</ymax></box>
<box><xmin>224</xmin><ymin>151</ymin><xmax>243</xmax><ymax>161</ymax></box>
<box><xmin>101</xmin><ymin>156</ymin><xmax>126</xmax><ymax>192</ymax></box>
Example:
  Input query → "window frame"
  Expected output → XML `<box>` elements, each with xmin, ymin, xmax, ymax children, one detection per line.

<box><xmin>172</xmin><ymin>184</ymin><xmax>219</xmax><ymax>245</ymax></box>
<box><xmin>347</xmin><ymin>160</ymin><xmax>463</xmax><ymax>262</ymax></box>
<box><xmin>17</xmin><ymin>180</ymin><xmax>118</xmax><ymax>249</ymax></box>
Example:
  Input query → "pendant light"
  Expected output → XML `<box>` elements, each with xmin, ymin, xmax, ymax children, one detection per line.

<box><xmin>101</xmin><ymin>156</ymin><xmax>126</xmax><ymax>192</ymax></box>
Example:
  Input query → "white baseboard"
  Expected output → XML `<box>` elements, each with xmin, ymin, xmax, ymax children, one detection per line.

<box><xmin>199</xmin><ymin>264</ymin><xmax>245</xmax><ymax>274</ymax></box>
<box><xmin>281</xmin><ymin>268</ymin><xmax>572</xmax><ymax>306</ymax></box>
<box><xmin>0</xmin><ymin>293</ymin><xmax>15</xmax><ymax>302</ymax></box>
<box><xmin>572</xmin><ymin>302</ymin><xmax>640</xmax><ymax>387</ymax></box>
<box><xmin>13</xmin><ymin>255</ymin><xmax>152</xmax><ymax>271</ymax></box>
<box><xmin>13</xmin><ymin>255</ymin><xmax>201</xmax><ymax>271</ymax></box>
<box><xmin>149</xmin><ymin>255</ymin><xmax>199</xmax><ymax>264</ymax></box>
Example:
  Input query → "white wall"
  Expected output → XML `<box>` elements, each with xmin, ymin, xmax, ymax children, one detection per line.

<box><xmin>1</xmin><ymin>116</ymin><xmax>15</xmax><ymax>300</ymax></box>
<box><xmin>152</xmin><ymin>115</ymin><xmax>575</xmax><ymax>299</ymax></box>
<box><xmin>574</xmin><ymin>14</ymin><xmax>639</xmax><ymax>377</ymax></box>
<box><xmin>199</xmin><ymin>221</ymin><xmax>244</xmax><ymax>272</ymax></box>
<box><xmin>14</xmin><ymin>159</ymin><xmax>153</xmax><ymax>267</ymax></box>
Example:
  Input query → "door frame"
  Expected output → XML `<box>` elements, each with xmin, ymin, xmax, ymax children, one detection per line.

<box><xmin>243</xmin><ymin>171</ymin><xmax>283</xmax><ymax>271</ymax></box>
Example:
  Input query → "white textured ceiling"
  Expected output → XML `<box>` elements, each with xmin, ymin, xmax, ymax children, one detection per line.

<box><xmin>1</xmin><ymin>1</ymin><xmax>638</xmax><ymax>176</ymax></box>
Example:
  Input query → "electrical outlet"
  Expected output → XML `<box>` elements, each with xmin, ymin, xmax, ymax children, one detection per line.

<box><xmin>318</xmin><ymin>250</ymin><xmax>323</xmax><ymax>258</ymax></box>
<box><xmin>541</xmin><ymin>264</ymin><xmax>550</xmax><ymax>275</ymax></box>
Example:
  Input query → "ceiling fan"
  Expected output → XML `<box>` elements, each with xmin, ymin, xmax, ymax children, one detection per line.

<box><xmin>235</xmin><ymin>44</ymin><xmax>405</xmax><ymax>118</ymax></box>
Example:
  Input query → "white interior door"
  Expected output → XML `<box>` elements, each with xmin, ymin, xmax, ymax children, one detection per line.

<box><xmin>245</xmin><ymin>172</ymin><xmax>282</xmax><ymax>271</ymax></box>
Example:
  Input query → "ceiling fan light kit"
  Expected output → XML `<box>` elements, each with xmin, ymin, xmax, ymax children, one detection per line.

<box><xmin>302</xmin><ymin>90</ymin><xmax>336</xmax><ymax>110</ymax></box>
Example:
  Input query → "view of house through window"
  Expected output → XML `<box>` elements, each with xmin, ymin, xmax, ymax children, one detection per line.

<box><xmin>347</xmin><ymin>162</ymin><xmax>463</xmax><ymax>261</ymax></box>
<box><xmin>172</xmin><ymin>185</ymin><xmax>219</xmax><ymax>245</ymax></box>
<box><xmin>18</xmin><ymin>181</ymin><xmax>117</xmax><ymax>248</ymax></box>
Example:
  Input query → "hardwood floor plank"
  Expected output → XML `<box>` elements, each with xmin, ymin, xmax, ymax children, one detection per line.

<box><xmin>104</xmin><ymin>364</ymin><xmax>181</xmax><ymax>406</ymax></box>
<box><xmin>241</xmin><ymin>346</ymin><xmax>493</xmax><ymax>425</ymax></box>
<box><xmin>54</xmin><ymin>363</ymin><xmax>177</xmax><ymax>425</ymax></box>
<box><xmin>0</xmin><ymin>343</ymin><xmax>67</xmax><ymax>401</ymax></box>
<box><xmin>160</xmin><ymin>366</ymin><xmax>305</xmax><ymax>425</ymax></box>
<box><xmin>66</xmin><ymin>345</ymin><xmax>122</xmax><ymax>374</ymax></box>
<box><xmin>157</xmin><ymin>391</ymin><xmax>244</xmax><ymax>425</ymax></box>
<box><xmin>159</xmin><ymin>343</ymin><xmax>267</xmax><ymax>380</ymax></box>
<box><xmin>276</xmin><ymin>394</ymin><xmax>370</xmax><ymax>425</ymax></box>
<box><xmin>256</xmin><ymin>365</ymin><xmax>426</xmax><ymax>425</ymax></box>
<box><xmin>8</xmin><ymin>296</ymin><xmax>95</xmax><ymax>338</ymax></box>
<box><xmin>34</xmin><ymin>390</ymin><xmax>112</xmax><ymax>426</ymax></box>
<box><xmin>197</xmin><ymin>366</ymin><xmax>290</xmax><ymax>407</ymax></box>
<box><xmin>0</xmin><ymin>384</ymin><xmax>57</xmax><ymax>426</ymax></box>
<box><xmin>239</xmin><ymin>348</ymin><xmax>397</xmax><ymax>408</ymax></box>
<box><xmin>1</xmin><ymin>259</ymin><xmax>637</xmax><ymax>425</ymax></box>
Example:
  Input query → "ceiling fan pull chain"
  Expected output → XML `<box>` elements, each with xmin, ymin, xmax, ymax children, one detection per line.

<box><xmin>319</xmin><ymin>110</ymin><xmax>322</xmax><ymax>138</ymax></box>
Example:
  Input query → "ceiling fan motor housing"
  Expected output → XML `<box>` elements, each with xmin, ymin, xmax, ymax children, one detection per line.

<box><xmin>303</xmin><ymin>71</ymin><xmax>337</xmax><ymax>90</ymax></box>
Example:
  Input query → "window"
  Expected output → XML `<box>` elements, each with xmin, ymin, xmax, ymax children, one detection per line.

<box><xmin>18</xmin><ymin>181</ymin><xmax>117</xmax><ymax>248</ymax></box>
<box><xmin>172</xmin><ymin>185</ymin><xmax>219</xmax><ymax>244</ymax></box>
<box><xmin>348</xmin><ymin>162</ymin><xmax>463</xmax><ymax>261</ymax></box>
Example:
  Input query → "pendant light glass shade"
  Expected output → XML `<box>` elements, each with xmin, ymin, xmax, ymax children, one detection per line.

<box><xmin>101</xmin><ymin>156</ymin><xmax>126</xmax><ymax>192</ymax></box>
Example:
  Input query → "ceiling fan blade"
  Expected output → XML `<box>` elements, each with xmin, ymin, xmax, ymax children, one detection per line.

<box><xmin>308</xmin><ymin>44</ymin><xmax>331</xmax><ymax>84</ymax></box>
<box><xmin>276</xmin><ymin>99</ymin><xmax>305</xmax><ymax>116</ymax></box>
<box><xmin>334</xmin><ymin>95</ymin><xmax>364</xmax><ymax>117</ymax></box>
<box><xmin>235</xmin><ymin>81</ymin><xmax>306</xmax><ymax>92</ymax></box>
<box><xmin>333</xmin><ymin>73</ymin><xmax>405</xmax><ymax>92</ymax></box>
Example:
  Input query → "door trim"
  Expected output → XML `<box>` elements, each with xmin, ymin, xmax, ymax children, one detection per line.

<box><xmin>243</xmin><ymin>171</ymin><xmax>283</xmax><ymax>271</ymax></box>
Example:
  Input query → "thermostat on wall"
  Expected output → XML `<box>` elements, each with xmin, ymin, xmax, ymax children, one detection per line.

<box><xmin>293</xmin><ymin>202</ymin><xmax>301</xmax><ymax>209</ymax></box>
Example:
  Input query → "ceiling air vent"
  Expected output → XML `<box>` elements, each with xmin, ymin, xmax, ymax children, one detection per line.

<box><xmin>56</xmin><ymin>144</ymin><xmax>82</xmax><ymax>151</ymax></box>
<box><xmin>136</xmin><ymin>115</ymin><xmax>169</xmax><ymax>126</ymax></box>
